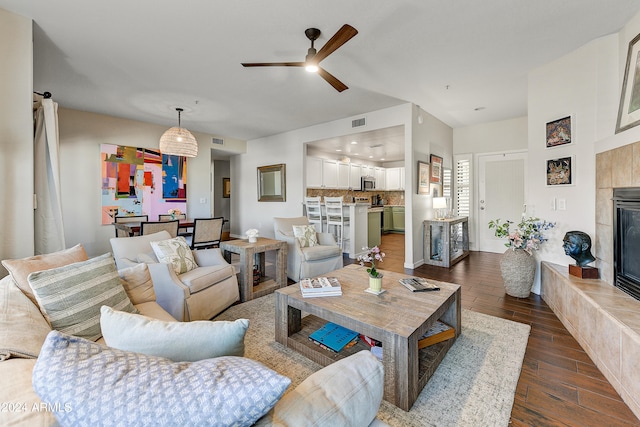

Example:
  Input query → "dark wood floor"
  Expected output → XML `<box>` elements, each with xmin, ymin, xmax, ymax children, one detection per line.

<box><xmin>347</xmin><ymin>233</ymin><xmax>640</xmax><ymax>427</ymax></box>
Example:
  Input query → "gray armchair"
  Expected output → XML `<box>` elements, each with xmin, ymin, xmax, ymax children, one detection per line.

<box><xmin>273</xmin><ymin>217</ymin><xmax>343</xmax><ymax>282</ymax></box>
<box><xmin>110</xmin><ymin>231</ymin><xmax>239</xmax><ymax>321</ymax></box>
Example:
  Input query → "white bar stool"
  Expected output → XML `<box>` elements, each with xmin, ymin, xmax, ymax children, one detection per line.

<box><xmin>324</xmin><ymin>196</ymin><xmax>349</xmax><ymax>250</ymax></box>
<box><xmin>305</xmin><ymin>196</ymin><xmax>324</xmax><ymax>232</ymax></box>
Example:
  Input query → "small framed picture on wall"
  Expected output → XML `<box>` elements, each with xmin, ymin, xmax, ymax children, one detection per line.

<box><xmin>417</xmin><ymin>161</ymin><xmax>430</xmax><ymax>194</ymax></box>
<box><xmin>546</xmin><ymin>156</ymin><xmax>574</xmax><ymax>186</ymax></box>
<box><xmin>546</xmin><ymin>115</ymin><xmax>573</xmax><ymax>148</ymax></box>
<box><xmin>223</xmin><ymin>177</ymin><xmax>230</xmax><ymax>198</ymax></box>
<box><xmin>430</xmin><ymin>154</ymin><xmax>443</xmax><ymax>183</ymax></box>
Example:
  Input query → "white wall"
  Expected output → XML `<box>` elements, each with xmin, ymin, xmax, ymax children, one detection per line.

<box><xmin>0</xmin><ymin>8</ymin><xmax>33</xmax><ymax>276</ymax></box>
<box><xmin>453</xmin><ymin>117</ymin><xmax>528</xmax><ymax>250</ymax></box>
<box><xmin>527</xmin><ymin>34</ymin><xmax>621</xmax><ymax>294</ymax></box>
<box><xmin>410</xmin><ymin>105</ymin><xmax>453</xmax><ymax>267</ymax></box>
<box><xmin>58</xmin><ymin>108</ymin><xmax>245</xmax><ymax>257</ymax></box>
<box><xmin>233</xmin><ymin>103</ymin><xmax>453</xmax><ymax>268</ymax></box>
<box><xmin>213</xmin><ymin>159</ymin><xmax>231</xmax><ymax>229</ymax></box>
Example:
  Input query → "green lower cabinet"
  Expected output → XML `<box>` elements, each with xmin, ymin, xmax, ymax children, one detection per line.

<box><xmin>391</xmin><ymin>207</ymin><xmax>405</xmax><ymax>231</ymax></box>
<box><xmin>383</xmin><ymin>207</ymin><xmax>393</xmax><ymax>232</ymax></box>
<box><xmin>367</xmin><ymin>212</ymin><xmax>381</xmax><ymax>247</ymax></box>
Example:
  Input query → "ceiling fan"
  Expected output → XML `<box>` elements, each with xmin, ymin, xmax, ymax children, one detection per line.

<box><xmin>241</xmin><ymin>24</ymin><xmax>358</xmax><ymax>92</ymax></box>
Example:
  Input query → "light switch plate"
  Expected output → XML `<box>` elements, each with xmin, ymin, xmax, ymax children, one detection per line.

<box><xmin>558</xmin><ymin>198</ymin><xmax>566</xmax><ymax>210</ymax></box>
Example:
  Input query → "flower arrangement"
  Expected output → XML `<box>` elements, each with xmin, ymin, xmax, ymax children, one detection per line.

<box><xmin>488</xmin><ymin>215</ymin><xmax>555</xmax><ymax>254</ymax></box>
<box><xmin>168</xmin><ymin>208</ymin><xmax>182</xmax><ymax>219</ymax></box>
<box><xmin>357</xmin><ymin>246</ymin><xmax>385</xmax><ymax>278</ymax></box>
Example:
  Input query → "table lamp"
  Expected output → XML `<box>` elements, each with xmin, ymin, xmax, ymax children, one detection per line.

<box><xmin>433</xmin><ymin>197</ymin><xmax>447</xmax><ymax>220</ymax></box>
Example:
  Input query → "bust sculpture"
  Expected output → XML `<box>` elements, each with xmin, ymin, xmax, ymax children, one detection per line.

<box><xmin>562</xmin><ymin>231</ymin><xmax>596</xmax><ymax>267</ymax></box>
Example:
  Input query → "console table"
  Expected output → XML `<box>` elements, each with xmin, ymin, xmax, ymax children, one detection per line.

<box><xmin>423</xmin><ymin>217</ymin><xmax>469</xmax><ymax>268</ymax></box>
<box><xmin>220</xmin><ymin>237</ymin><xmax>287</xmax><ymax>302</ymax></box>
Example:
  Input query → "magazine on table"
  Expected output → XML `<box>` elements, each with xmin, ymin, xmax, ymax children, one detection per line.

<box><xmin>398</xmin><ymin>277</ymin><xmax>440</xmax><ymax>292</ymax></box>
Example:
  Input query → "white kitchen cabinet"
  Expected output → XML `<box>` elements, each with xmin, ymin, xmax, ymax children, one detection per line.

<box><xmin>349</xmin><ymin>164</ymin><xmax>362</xmax><ymax>190</ymax></box>
<box><xmin>386</xmin><ymin>167</ymin><xmax>405</xmax><ymax>190</ymax></box>
<box><xmin>361</xmin><ymin>165</ymin><xmax>374</xmax><ymax>178</ymax></box>
<box><xmin>306</xmin><ymin>157</ymin><xmax>323</xmax><ymax>188</ymax></box>
<box><xmin>337</xmin><ymin>162</ymin><xmax>350</xmax><ymax>189</ymax></box>
<box><xmin>321</xmin><ymin>159</ymin><xmax>338</xmax><ymax>188</ymax></box>
<box><xmin>374</xmin><ymin>167</ymin><xmax>386</xmax><ymax>190</ymax></box>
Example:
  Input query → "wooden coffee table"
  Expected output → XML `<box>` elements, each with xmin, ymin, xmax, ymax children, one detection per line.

<box><xmin>274</xmin><ymin>264</ymin><xmax>461</xmax><ymax>411</ymax></box>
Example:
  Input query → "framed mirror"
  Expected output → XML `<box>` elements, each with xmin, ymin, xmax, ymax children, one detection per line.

<box><xmin>258</xmin><ymin>163</ymin><xmax>286</xmax><ymax>202</ymax></box>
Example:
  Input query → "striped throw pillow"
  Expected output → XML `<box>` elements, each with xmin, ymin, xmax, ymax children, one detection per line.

<box><xmin>28</xmin><ymin>253</ymin><xmax>138</xmax><ymax>341</ymax></box>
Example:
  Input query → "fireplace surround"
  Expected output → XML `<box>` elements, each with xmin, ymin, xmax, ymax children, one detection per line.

<box><xmin>613</xmin><ymin>187</ymin><xmax>640</xmax><ymax>300</ymax></box>
<box><xmin>540</xmin><ymin>141</ymin><xmax>640</xmax><ymax>419</ymax></box>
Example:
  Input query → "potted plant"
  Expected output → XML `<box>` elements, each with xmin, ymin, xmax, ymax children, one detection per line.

<box><xmin>357</xmin><ymin>246</ymin><xmax>386</xmax><ymax>292</ymax></box>
<box><xmin>488</xmin><ymin>215</ymin><xmax>555</xmax><ymax>297</ymax></box>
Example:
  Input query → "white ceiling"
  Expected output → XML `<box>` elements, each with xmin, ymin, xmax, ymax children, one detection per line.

<box><xmin>3</xmin><ymin>1</ymin><xmax>640</xmax><ymax>144</ymax></box>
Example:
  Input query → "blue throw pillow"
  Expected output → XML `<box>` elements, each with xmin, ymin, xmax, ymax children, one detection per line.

<box><xmin>33</xmin><ymin>331</ymin><xmax>291</xmax><ymax>426</ymax></box>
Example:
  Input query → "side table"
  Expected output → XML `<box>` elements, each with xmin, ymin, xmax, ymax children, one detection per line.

<box><xmin>220</xmin><ymin>237</ymin><xmax>287</xmax><ymax>302</ymax></box>
<box><xmin>423</xmin><ymin>217</ymin><xmax>469</xmax><ymax>267</ymax></box>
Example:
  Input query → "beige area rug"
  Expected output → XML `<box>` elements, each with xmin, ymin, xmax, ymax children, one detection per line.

<box><xmin>214</xmin><ymin>294</ymin><xmax>530</xmax><ymax>427</ymax></box>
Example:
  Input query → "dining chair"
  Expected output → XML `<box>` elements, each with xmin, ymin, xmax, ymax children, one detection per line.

<box><xmin>304</xmin><ymin>196</ymin><xmax>324</xmax><ymax>232</ymax></box>
<box><xmin>159</xmin><ymin>213</ymin><xmax>192</xmax><ymax>239</ymax></box>
<box><xmin>140</xmin><ymin>219</ymin><xmax>179</xmax><ymax>238</ymax></box>
<box><xmin>190</xmin><ymin>217</ymin><xmax>225</xmax><ymax>250</ymax></box>
<box><xmin>114</xmin><ymin>215</ymin><xmax>148</xmax><ymax>237</ymax></box>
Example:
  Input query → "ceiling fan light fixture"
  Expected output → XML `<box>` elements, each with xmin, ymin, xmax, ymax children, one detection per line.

<box><xmin>159</xmin><ymin>108</ymin><xmax>198</xmax><ymax>158</ymax></box>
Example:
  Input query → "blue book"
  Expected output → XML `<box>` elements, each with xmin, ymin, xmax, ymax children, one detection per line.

<box><xmin>308</xmin><ymin>322</ymin><xmax>359</xmax><ymax>353</ymax></box>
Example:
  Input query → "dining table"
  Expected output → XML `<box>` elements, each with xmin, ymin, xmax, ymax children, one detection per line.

<box><xmin>112</xmin><ymin>219</ymin><xmax>195</xmax><ymax>237</ymax></box>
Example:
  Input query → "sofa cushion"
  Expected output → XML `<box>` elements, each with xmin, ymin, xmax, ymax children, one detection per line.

<box><xmin>100</xmin><ymin>306</ymin><xmax>249</xmax><ymax>361</ymax></box>
<box><xmin>1</xmin><ymin>244</ymin><xmax>88</xmax><ymax>306</ymax></box>
<box><xmin>179</xmin><ymin>264</ymin><xmax>235</xmax><ymax>293</ymax></box>
<box><xmin>150</xmin><ymin>236</ymin><xmax>197</xmax><ymax>275</ymax></box>
<box><xmin>27</xmin><ymin>253</ymin><xmax>138</xmax><ymax>342</ymax></box>
<box><xmin>118</xmin><ymin>263</ymin><xmax>156</xmax><ymax>305</ymax></box>
<box><xmin>259</xmin><ymin>350</ymin><xmax>383</xmax><ymax>426</ymax></box>
<box><xmin>0</xmin><ymin>276</ymin><xmax>51</xmax><ymax>360</ymax></box>
<box><xmin>292</xmin><ymin>224</ymin><xmax>319</xmax><ymax>247</ymax></box>
<box><xmin>33</xmin><ymin>331</ymin><xmax>291</xmax><ymax>427</ymax></box>
<box><xmin>301</xmin><ymin>244</ymin><xmax>343</xmax><ymax>261</ymax></box>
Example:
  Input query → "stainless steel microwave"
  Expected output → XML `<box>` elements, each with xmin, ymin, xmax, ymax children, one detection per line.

<box><xmin>361</xmin><ymin>176</ymin><xmax>376</xmax><ymax>191</ymax></box>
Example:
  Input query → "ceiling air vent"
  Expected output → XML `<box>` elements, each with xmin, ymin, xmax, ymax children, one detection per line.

<box><xmin>212</xmin><ymin>137</ymin><xmax>224</xmax><ymax>145</ymax></box>
<box><xmin>352</xmin><ymin>117</ymin><xmax>366</xmax><ymax>128</ymax></box>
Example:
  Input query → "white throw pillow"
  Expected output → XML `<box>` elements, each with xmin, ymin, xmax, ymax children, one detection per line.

<box><xmin>100</xmin><ymin>306</ymin><xmax>249</xmax><ymax>361</ymax></box>
<box><xmin>292</xmin><ymin>225</ymin><xmax>319</xmax><ymax>248</ymax></box>
<box><xmin>149</xmin><ymin>236</ymin><xmax>197</xmax><ymax>275</ymax></box>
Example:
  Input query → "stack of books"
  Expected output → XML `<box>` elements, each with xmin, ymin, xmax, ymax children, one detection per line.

<box><xmin>399</xmin><ymin>276</ymin><xmax>440</xmax><ymax>292</ymax></box>
<box><xmin>299</xmin><ymin>277</ymin><xmax>342</xmax><ymax>298</ymax></box>
<box><xmin>308</xmin><ymin>322</ymin><xmax>359</xmax><ymax>353</ymax></box>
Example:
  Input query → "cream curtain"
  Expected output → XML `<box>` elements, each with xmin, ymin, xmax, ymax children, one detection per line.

<box><xmin>33</xmin><ymin>97</ymin><xmax>65</xmax><ymax>254</ymax></box>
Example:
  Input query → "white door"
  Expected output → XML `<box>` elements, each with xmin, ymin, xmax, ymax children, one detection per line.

<box><xmin>478</xmin><ymin>152</ymin><xmax>527</xmax><ymax>253</ymax></box>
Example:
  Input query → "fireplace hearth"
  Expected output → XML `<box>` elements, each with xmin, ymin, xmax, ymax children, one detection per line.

<box><xmin>613</xmin><ymin>187</ymin><xmax>640</xmax><ymax>301</ymax></box>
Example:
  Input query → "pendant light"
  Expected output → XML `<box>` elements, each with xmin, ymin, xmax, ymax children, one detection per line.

<box><xmin>159</xmin><ymin>107</ymin><xmax>198</xmax><ymax>157</ymax></box>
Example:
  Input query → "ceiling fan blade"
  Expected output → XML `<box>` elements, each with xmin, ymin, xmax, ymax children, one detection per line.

<box><xmin>242</xmin><ymin>62</ymin><xmax>305</xmax><ymax>67</ymax></box>
<box><xmin>313</xmin><ymin>24</ymin><xmax>358</xmax><ymax>64</ymax></box>
<box><xmin>318</xmin><ymin>67</ymin><xmax>348</xmax><ymax>92</ymax></box>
